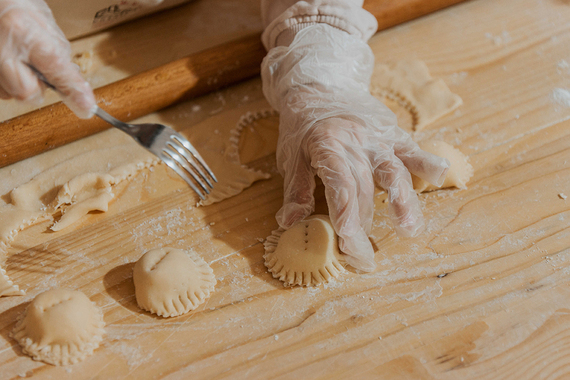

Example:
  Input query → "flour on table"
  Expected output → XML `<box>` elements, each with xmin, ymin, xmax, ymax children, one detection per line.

<box><xmin>133</xmin><ymin>247</ymin><xmax>216</xmax><ymax>317</ymax></box>
<box><xmin>0</xmin><ymin>132</ymin><xmax>157</xmax><ymax>297</ymax></box>
<box><xmin>264</xmin><ymin>215</ymin><xmax>345</xmax><ymax>287</ymax></box>
<box><xmin>412</xmin><ymin>140</ymin><xmax>473</xmax><ymax>192</ymax></box>
<box><xmin>11</xmin><ymin>289</ymin><xmax>105</xmax><ymax>366</ymax></box>
<box><xmin>0</xmin><ymin>100</ymin><xmax>274</xmax><ymax>297</ymax></box>
<box><xmin>371</xmin><ymin>60</ymin><xmax>463</xmax><ymax>131</ymax></box>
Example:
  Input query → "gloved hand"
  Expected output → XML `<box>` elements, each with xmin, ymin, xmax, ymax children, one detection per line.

<box><xmin>0</xmin><ymin>0</ymin><xmax>95</xmax><ymax>118</ymax></box>
<box><xmin>262</xmin><ymin>24</ymin><xmax>450</xmax><ymax>272</ymax></box>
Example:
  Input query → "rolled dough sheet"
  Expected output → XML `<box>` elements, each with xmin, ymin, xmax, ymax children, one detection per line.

<box><xmin>371</xmin><ymin>60</ymin><xmax>463</xmax><ymax>131</ymax></box>
<box><xmin>0</xmin><ymin>99</ymin><xmax>273</xmax><ymax>297</ymax></box>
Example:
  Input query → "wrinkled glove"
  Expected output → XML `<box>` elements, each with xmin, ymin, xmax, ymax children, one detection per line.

<box><xmin>261</xmin><ymin>24</ymin><xmax>450</xmax><ymax>272</ymax></box>
<box><xmin>0</xmin><ymin>0</ymin><xmax>95</xmax><ymax>118</ymax></box>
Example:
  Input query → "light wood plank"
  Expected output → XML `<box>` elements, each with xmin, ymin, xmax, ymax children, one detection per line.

<box><xmin>1</xmin><ymin>0</ymin><xmax>570</xmax><ymax>378</ymax></box>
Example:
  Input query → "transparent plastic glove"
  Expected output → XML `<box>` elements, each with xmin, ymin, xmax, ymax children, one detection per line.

<box><xmin>262</xmin><ymin>25</ymin><xmax>450</xmax><ymax>272</ymax></box>
<box><xmin>0</xmin><ymin>0</ymin><xmax>95</xmax><ymax>118</ymax></box>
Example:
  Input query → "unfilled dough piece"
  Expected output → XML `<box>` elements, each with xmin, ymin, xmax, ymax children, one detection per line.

<box><xmin>371</xmin><ymin>60</ymin><xmax>462</xmax><ymax>131</ymax></box>
<box><xmin>264</xmin><ymin>215</ymin><xmax>345</xmax><ymax>287</ymax></box>
<box><xmin>133</xmin><ymin>248</ymin><xmax>216</xmax><ymax>317</ymax></box>
<box><xmin>412</xmin><ymin>140</ymin><xmax>474</xmax><ymax>192</ymax></box>
<box><xmin>11</xmin><ymin>289</ymin><xmax>105</xmax><ymax>366</ymax></box>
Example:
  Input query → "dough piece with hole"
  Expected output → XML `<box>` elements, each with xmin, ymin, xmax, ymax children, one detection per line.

<box><xmin>11</xmin><ymin>289</ymin><xmax>105</xmax><ymax>366</ymax></box>
<box><xmin>412</xmin><ymin>140</ymin><xmax>474</xmax><ymax>192</ymax></box>
<box><xmin>264</xmin><ymin>215</ymin><xmax>345</xmax><ymax>287</ymax></box>
<box><xmin>133</xmin><ymin>247</ymin><xmax>216</xmax><ymax>317</ymax></box>
<box><xmin>371</xmin><ymin>60</ymin><xmax>462</xmax><ymax>131</ymax></box>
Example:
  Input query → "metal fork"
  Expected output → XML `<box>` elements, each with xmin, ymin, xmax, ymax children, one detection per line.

<box><xmin>29</xmin><ymin>65</ymin><xmax>217</xmax><ymax>200</ymax></box>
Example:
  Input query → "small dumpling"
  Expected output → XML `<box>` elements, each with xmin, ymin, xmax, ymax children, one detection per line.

<box><xmin>412</xmin><ymin>140</ymin><xmax>474</xmax><ymax>192</ymax></box>
<box><xmin>11</xmin><ymin>289</ymin><xmax>105</xmax><ymax>366</ymax></box>
<box><xmin>264</xmin><ymin>215</ymin><xmax>345</xmax><ymax>287</ymax></box>
<box><xmin>133</xmin><ymin>248</ymin><xmax>216</xmax><ymax>317</ymax></box>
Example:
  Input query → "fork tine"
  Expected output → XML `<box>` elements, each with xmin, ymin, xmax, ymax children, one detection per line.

<box><xmin>164</xmin><ymin>146</ymin><xmax>210</xmax><ymax>195</ymax></box>
<box><xmin>166</xmin><ymin>141</ymin><xmax>213</xmax><ymax>189</ymax></box>
<box><xmin>172</xmin><ymin>135</ymin><xmax>218</xmax><ymax>183</ymax></box>
<box><xmin>161</xmin><ymin>152</ymin><xmax>207</xmax><ymax>200</ymax></box>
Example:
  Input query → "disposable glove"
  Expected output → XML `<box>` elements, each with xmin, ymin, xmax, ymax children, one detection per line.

<box><xmin>0</xmin><ymin>0</ymin><xmax>95</xmax><ymax>118</ymax></box>
<box><xmin>262</xmin><ymin>24</ymin><xmax>450</xmax><ymax>272</ymax></box>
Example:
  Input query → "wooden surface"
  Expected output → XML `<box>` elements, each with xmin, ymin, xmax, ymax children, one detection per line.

<box><xmin>1</xmin><ymin>0</ymin><xmax>570</xmax><ymax>378</ymax></box>
<box><xmin>0</xmin><ymin>34</ymin><xmax>266</xmax><ymax>168</ymax></box>
<box><xmin>0</xmin><ymin>0</ymin><xmax>468</xmax><ymax>168</ymax></box>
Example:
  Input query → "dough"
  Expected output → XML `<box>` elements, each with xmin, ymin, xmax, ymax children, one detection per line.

<box><xmin>133</xmin><ymin>247</ymin><xmax>216</xmax><ymax>317</ymax></box>
<box><xmin>0</xmin><ymin>100</ymin><xmax>273</xmax><ymax>297</ymax></box>
<box><xmin>11</xmin><ymin>289</ymin><xmax>105</xmax><ymax>366</ymax></box>
<box><xmin>371</xmin><ymin>60</ymin><xmax>462</xmax><ymax>131</ymax></box>
<box><xmin>185</xmin><ymin>102</ymin><xmax>273</xmax><ymax>206</ymax></box>
<box><xmin>0</xmin><ymin>137</ymin><xmax>157</xmax><ymax>297</ymax></box>
<box><xmin>412</xmin><ymin>140</ymin><xmax>474</xmax><ymax>192</ymax></box>
<box><xmin>71</xmin><ymin>51</ymin><xmax>94</xmax><ymax>74</ymax></box>
<box><xmin>264</xmin><ymin>215</ymin><xmax>345</xmax><ymax>287</ymax></box>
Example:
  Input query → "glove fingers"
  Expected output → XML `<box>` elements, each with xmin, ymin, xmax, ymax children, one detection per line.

<box><xmin>0</xmin><ymin>59</ymin><xmax>42</xmax><ymax>102</ymax></box>
<box><xmin>315</xmin><ymin>152</ymin><xmax>376</xmax><ymax>272</ymax></box>
<box><xmin>373</xmin><ymin>153</ymin><xmax>425</xmax><ymax>237</ymax></box>
<box><xmin>394</xmin><ymin>138</ymin><xmax>450</xmax><ymax>187</ymax></box>
<box><xmin>0</xmin><ymin>87</ymin><xmax>9</xmax><ymax>99</ymax></box>
<box><xmin>276</xmin><ymin>157</ymin><xmax>316</xmax><ymax>229</ymax></box>
<box><xmin>28</xmin><ymin>34</ymin><xmax>95</xmax><ymax>119</ymax></box>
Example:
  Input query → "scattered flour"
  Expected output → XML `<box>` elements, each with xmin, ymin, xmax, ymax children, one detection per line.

<box><xmin>551</xmin><ymin>88</ymin><xmax>570</xmax><ymax>107</ymax></box>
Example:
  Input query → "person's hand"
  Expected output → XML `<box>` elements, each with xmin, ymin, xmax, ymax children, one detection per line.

<box><xmin>261</xmin><ymin>24</ymin><xmax>450</xmax><ymax>272</ymax></box>
<box><xmin>0</xmin><ymin>0</ymin><xmax>95</xmax><ymax>118</ymax></box>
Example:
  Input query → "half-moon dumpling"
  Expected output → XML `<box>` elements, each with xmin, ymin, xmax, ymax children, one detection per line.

<box><xmin>264</xmin><ymin>215</ymin><xmax>345</xmax><ymax>287</ymax></box>
<box><xmin>412</xmin><ymin>140</ymin><xmax>474</xmax><ymax>192</ymax></box>
<box><xmin>11</xmin><ymin>289</ymin><xmax>105</xmax><ymax>366</ymax></box>
<box><xmin>133</xmin><ymin>248</ymin><xmax>216</xmax><ymax>317</ymax></box>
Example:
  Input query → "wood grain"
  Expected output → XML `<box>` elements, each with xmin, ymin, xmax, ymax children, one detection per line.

<box><xmin>363</xmin><ymin>0</ymin><xmax>468</xmax><ymax>30</ymax></box>
<box><xmin>0</xmin><ymin>0</ymin><xmax>469</xmax><ymax>168</ymax></box>
<box><xmin>0</xmin><ymin>34</ymin><xmax>266</xmax><ymax>168</ymax></box>
<box><xmin>1</xmin><ymin>0</ymin><xmax>570</xmax><ymax>378</ymax></box>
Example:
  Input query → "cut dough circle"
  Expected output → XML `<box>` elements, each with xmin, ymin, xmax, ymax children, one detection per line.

<box><xmin>412</xmin><ymin>140</ymin><xmax>474</xmax><ymax>192</ymax></box>
<box><xmin>264</xmin><ymin>215</ymin><xmax>345</xmax><ymax>287</ymax></box>
<box><xmin>133</xmin><ymin>247</ymin><xmax>216</xmax><ymax>317</ymax></box>
<box><xmin>11</xmin><ymin>289</ymin><xmax>105</xmax><ymax>366</ymax></box>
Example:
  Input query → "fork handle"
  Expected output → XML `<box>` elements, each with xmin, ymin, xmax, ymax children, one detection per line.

<box><xmin>93</xmin><ymin>106</ymin><xmax>133</xmax><ymax>133</ymax></box>
<box><xmin>28</xmin><ymin>65</ymin><xmax>133</xmax><ymax>135</ymax></box>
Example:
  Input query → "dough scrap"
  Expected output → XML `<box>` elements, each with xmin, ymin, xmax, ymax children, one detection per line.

<box><xmin>264</xmin><ymin>215</ymin><xmax>345</xmax><ymax>287</ymax></box>
<box><xmin>133</xmin><ymin>247</ymin><xmax>216</xmax><ymax>317</ymax></box>
<box><xmin>412</xmin><ymin>140</ymin><xmax>474</xmax><ymax>192</ymax></box>
<box><xmin>0</xmin><ymin>100</ymin><xmax>274</xmax><ymax>298</ymax></box>
<box><xmin>11</xmin><ymin>289</ymin><xmax>105</xmax><ymax>366</ymax></box>
<box><xmin>0</xmin><ymin>141</ymin><xmax>157</xmax><ymax>297</ymax></box>
<box><xmin>192</xmin><ymin>105</ymin><xmax>274</xmax><ymax>206</ymax></box>
<box><xmin>371</xmin><ymin>60</ymin><xmax>462</xmax><ymax>131</ymax></box>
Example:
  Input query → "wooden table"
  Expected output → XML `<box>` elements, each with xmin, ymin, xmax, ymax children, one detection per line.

<box><xmin>1</xmin><ymin>0</ymin><xmax>570</xmax><ymax>378</ymax></box>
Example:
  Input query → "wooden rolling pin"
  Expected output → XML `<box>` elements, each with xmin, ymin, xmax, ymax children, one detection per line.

<box><xmin>0</xmin><ymin>0</ymin><xmax>468</xmax><ymax>168</ymax></box>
